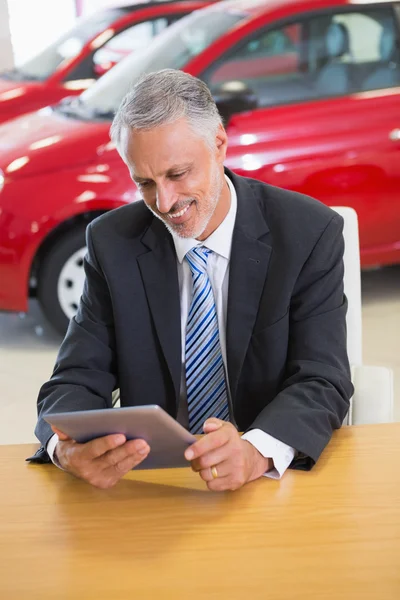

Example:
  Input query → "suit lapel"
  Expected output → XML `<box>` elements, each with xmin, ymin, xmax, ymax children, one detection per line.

<box><xmin>136</xmin><ymin>219</ymin><xmax>182</xmax><ymax>401</ymax></box>
<box><xmin>134</xmin><ymin>170</ymin><xmax>272</xmax><ymax>407</ymax></box>
<box><xmin>226</xmin><ymin>171</ymin><xmax>272</xmax><ymax>401</ymax></box>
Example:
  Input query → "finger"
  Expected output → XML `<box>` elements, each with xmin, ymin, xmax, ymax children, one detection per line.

<box><xmin>198</xmin><ymin>459</ymin><xmax>231</xmax><ymax>482</ymax></box>
<box><xmin>103</xmin><ymin>445</ymin><xmax>151</xmax><ymax>479</ymax></box>
<box><xmin>207</xmin><ymin>475</ymin><xmax>239</xmax><ymax>492</ymax></box>
<box><xmin>98</xmin><ymin>439</ymin><xmax>150</xmax><ymax>469</ymax></box>
<box><xmin>51</xmin><ymin>426</ymin><xmax>72</xmax><ymax>441</ymax></box>
<box><xmin>191</xmin><ymin>445</ymin><xmax>229</xmax><ymax>472</ymax></box>
<box><xmin>82</xmin><ymin>434</ymin><xmax>127</xmax><ymax>460</ymax></box>
<box><xmin>204</xmin><ymin>464</ymin><xmax>245</xmax><ymax>491</ymax></box>
<box><xmin>203</xmin><ymin>418</ymin><xmax>225</xmax><ymax>434</ymax></box>
<box><xmin>184</xmin><ymin>424</ymin><xmax>232</xmax><ymax>461</ymax></box>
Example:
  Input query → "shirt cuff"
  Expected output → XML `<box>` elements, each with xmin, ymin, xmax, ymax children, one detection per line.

<box><xmin>241</xmin><ymin>429</ymin><xmax>295</xmax><ymax>480</ymax></box>
<box><xmin>46</xmin><ymin>433</ymin><xmax>64</xmax><ymax>470</ymax></box>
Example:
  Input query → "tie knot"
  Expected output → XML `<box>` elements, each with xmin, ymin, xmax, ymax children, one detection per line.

<box><xmin>185</xmin><ymin>246</ymin><xmax>211</xmax><ymax>276</ymax></box>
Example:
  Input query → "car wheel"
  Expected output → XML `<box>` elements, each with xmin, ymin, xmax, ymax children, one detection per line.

<box><xmin>38</xmin><ymin>226</ymin><xmax>87</xmax><ymax>335</ymax></box>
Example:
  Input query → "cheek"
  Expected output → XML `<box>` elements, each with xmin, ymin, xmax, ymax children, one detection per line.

<box><xmin>186</xmin><ymin>175</ymin><xmax>213</xmax><ymax>201</ymax></box>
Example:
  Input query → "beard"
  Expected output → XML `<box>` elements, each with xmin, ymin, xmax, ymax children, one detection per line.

<box><xmin>147</xmin><ymin>164</ymin><xmax>224</xmax><ymax>240</ymax></box>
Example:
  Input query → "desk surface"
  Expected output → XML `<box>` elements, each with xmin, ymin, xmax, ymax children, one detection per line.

<box><xmin>0</xmin><ymin>424</ymin><xmax>399</xmax><ymax>600</ymax></box>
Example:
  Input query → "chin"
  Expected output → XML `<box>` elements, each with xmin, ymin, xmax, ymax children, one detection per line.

<box><xmin>169</xmin><ymin>225</ymin><xmax>199</xmax><ymax>240</ymax></box>
<box><xmin>168</xmin><ymin>218</ymin><xmax>207</xmax><ymax>240</ymax></box>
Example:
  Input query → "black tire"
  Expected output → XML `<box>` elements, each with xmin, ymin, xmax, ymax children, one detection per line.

<box><xmin>38</xmin><ymin>225</ymin><xmax>87</xmax><ymax>335</ymax></box>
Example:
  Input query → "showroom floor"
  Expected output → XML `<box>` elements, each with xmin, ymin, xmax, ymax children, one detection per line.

<box><xmin>0</xmin><ymin>266</ymin><xmax>399</xmax><ymax>446</ymax></box>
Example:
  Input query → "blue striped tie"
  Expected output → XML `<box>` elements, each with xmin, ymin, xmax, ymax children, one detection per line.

<box><xmin>185</xmin><ymin>246</ymin><xmax>230</xmax><ymax>434</ymax></box>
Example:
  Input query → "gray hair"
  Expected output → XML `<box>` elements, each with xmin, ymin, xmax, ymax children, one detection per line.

<box><xmin>110</xmin><ymin>69</ymin><xmax>222</xmax><ymax>150</ymax></box>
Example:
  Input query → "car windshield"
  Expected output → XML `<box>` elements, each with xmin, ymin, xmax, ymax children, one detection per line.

<box><xmin>1</xmin><ymin>9</ymin><xmax>126</xmax><ymax>81</ymax></box>
<box><xmin>73</xmin><ymin>8</ymin><xmax>246</xmax><ymax>118</ymax></box>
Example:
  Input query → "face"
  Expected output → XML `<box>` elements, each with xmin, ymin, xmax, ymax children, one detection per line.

<box><xmin>119</xmin><ymin>117</ymin><xmax>230</xmax><ymax>240</ymax></box>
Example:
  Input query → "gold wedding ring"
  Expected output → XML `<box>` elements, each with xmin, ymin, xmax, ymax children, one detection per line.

<box><xmin>211</xmin><ymin>466</ymin><xmax>218</xmax><ymax>479</ymax></box>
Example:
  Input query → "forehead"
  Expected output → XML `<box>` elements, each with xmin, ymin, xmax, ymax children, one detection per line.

<box><xmin>120</xmin><ymin>118</ymin><xmax>209</xmax><ymax>175</ymax></box>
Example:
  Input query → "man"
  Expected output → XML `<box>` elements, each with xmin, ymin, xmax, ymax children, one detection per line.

<box><xmin>31</xmin><ymin>69</ymin><xmax>353</xmax><ymax>491</ymax></box>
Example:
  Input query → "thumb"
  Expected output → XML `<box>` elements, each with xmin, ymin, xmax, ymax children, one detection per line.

<box><xmin>203</xmin><ymin>418</ymin><xmax>225</xmax><ymax>434</ymax></box>
<box><xmin>51</xmin><ymin>425</ymin><xmax>72</xmax><ymax>442</ymax></box>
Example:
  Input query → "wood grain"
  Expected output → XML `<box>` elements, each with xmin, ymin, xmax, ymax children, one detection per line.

<box><xmin>0</xmin><ymin>423</ymin><xmax>399</xmax><ymax>600</ymax></box>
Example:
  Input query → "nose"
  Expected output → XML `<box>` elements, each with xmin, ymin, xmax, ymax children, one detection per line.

<box><xmin>156</xmin><ymin>182</ymin><xmax>176</xmax><ymax>214</ymax></box>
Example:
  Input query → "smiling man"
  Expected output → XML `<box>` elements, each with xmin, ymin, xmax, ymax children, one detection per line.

<box><xmin>33</xmin><ymin>69</ymin><xmax>353</xmax><ymax>491</ymax></box>
<box><xmin>125</xmin><ymin>120</ymin><xmax>228</xmax><ymax>241</ymax></box>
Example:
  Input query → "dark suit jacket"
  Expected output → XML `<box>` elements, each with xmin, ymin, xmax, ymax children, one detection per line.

<box><xmin>33</xmin><ymin>169</ymin><xmax>353</xmax><ymax>469</ymax></box>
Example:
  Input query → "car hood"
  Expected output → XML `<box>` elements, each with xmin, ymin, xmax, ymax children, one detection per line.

<box><xmin>0</xmin><ymin>109</ymin><xmax>113</xmax><ymax>179</ymax></box>
<box><xmin>0</xmin><ymin>78</ymin><xmax>39</xmax><ymax>106</ymax></box>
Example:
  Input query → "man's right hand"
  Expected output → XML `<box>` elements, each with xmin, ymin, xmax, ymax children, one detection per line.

<box><xmin>51</xmin><ymin>426</ymin><xmax>150</xmax><ymax>489</ymax></box>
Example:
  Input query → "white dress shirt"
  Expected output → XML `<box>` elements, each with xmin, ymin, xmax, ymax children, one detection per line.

<box><xmin>48</xmin><ymin>175</ymin><xmax>295</xmax><ymax>478</ymax></box>
<box><xmin>172</xmin><ymin>175</ymin><xmax>295</xmax><ymax>480</ymax></box>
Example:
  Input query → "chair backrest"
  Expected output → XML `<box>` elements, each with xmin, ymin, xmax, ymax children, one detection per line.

<box><xmin>362</xmin><ymin>22</ymin><xmax>400</xmax><ymax>91</ymax></box>
<box><xmin>331</xmin><ymin>206</ymin><xmax>362</xmax><ymax>366</ymax></box>
<box><xmin>316</xmin><ymin>22</ymin><xmax>351</xmax><ymax>95</ymax></box>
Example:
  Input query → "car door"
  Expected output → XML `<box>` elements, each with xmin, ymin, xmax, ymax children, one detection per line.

<box><xmin>200</xmin><ymin>2</ymin><xmax>400</xmax><ymax>267</ymax></box>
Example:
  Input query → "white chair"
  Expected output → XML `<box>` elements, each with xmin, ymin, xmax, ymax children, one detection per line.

<box><xmin>332</xmin><ymin>206</ymin><xmax>394</xmax><ymax>425</ymax></box>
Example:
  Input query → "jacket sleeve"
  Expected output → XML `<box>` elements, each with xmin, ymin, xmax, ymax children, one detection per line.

<box><xmin>248</xmin><ymin>213</ymin><xmax>354</xmax><ymax>469</ymax></box>
<box><xmin>34</xmin><ymin>222</ymin><xmax>118</xmax><ymax>451</ymax></box>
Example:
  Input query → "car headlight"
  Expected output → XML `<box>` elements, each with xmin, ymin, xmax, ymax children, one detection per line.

<box><xmin>0</xmin><ymin>169</ymin><xmax>4</xmax><ymax>193</ymax></box>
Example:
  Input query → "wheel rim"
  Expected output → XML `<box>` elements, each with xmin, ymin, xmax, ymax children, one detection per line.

<box><xmin>57</xmin><ymin>247</ymin><xmax>87</xmax><ymax>320</ymax></box>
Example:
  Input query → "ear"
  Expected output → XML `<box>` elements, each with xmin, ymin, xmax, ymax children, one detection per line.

<box><xmin>215</xmin><ymin>123</ymin><xmax>228</xmax><ymax>164</ymax></box>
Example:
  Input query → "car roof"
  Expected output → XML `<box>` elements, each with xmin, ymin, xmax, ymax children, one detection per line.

<box><xmin>118</xmin><ymin>0</ymin><xmax>211</xmax><ymax>11</ymax></box>
<box><xmin>217</xmin><ymin>0</ymin><xmax>394</xmax><ymax>18</ymax></box>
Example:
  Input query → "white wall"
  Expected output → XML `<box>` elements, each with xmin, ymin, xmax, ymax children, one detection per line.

<box><xmin>0</xmin><ymin>0</ymin><xmax>14</xmax><ymax>69</ymax></box>
<box><xmin>7</xmin><ymin>0</ymin><xmax>76</xmax><ymax>65</ymax></box>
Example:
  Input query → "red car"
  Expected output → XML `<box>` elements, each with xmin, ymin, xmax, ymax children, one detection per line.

<box><xmin>0</xmin><ymin>1</ymin><xmax>210</xmax><ymax>124</ymax></box>
<box><xmin>0</xmin><ymin>0</ymin><xmax>399</xmax><ymax>334</ymax></box>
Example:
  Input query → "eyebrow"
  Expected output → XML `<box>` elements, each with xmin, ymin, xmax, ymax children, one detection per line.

<box><xmin>132</xmin><ymin>163</ymin><xmax>193</xmax><ymax>183</ymax></box>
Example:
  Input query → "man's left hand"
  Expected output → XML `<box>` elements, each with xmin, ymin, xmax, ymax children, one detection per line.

<box><xmin>184</xmin><ymin>418</ymin><xmax>272</xmax><ymax>491</ymax></box>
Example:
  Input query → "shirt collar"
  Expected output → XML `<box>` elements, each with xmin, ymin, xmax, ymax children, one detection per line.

<box><xmin>173</xmin><ymin>174</ymin><xmax>237</xmax><ymax>264</ymax></box>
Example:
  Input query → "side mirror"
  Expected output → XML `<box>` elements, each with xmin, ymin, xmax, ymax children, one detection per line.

<box><xmin>213</xmin><ymin>81</ymin><xmax>258</xmax><ymax>123</ymax></box>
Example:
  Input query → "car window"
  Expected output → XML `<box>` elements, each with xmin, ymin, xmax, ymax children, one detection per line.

<box><xmin>334</xmin><ymin>13</ymin><xmax>384</xmax><ymax>62</ymax></box>
<box><xmin>237</xmin><ymin>26</ymin><xmax>298</xmax><ymax>59</ymax></box>
<box><xmin>64</xmin><ymin>16</ymin><xmax>181</xmax><ymax>86</ymax></box>
<box><xmin>92</xmin><ymin>18</ymin><xmax>173</xmax><ymax>74</ymax></box>
<box><xmin>10</xmin><ymin>9</ymin><xmax>127</xmax><ymax>81</ymax></box>
<box><xmin>78</xmin><ymin>9</ymin><xmax>246</xmax><ymax>117</ymax></box>
<box><xmin>202</xmin><ymin>6</ymin><xmax>399</xmax><ymax>111</ymax></box>
<box><xmin>207</xmin><ymin>23</ymin><xmax>301</xmax><ymax>92</ymax></box>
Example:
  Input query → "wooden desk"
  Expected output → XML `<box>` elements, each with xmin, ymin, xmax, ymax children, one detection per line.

<box><xmin>0</xmin><ymin>424</ymin><xmax>399</xmax><ymax>600</ymax></box>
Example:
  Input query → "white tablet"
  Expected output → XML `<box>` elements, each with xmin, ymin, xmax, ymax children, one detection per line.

<box><xmin>44</xmin><ymin>405</ymin><xmax>197</xmax><ymax>470</ymax></box>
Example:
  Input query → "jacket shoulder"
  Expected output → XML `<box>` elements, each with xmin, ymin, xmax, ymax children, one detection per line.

<box><xmin>247</xmin><ymin>177</ymin><xmax>339</xmax><ymax>228</ymax></box>
<box><xmin>89</xmin><ymin>201</ymin><xmax>152</xmax><ymax>241</ymax></box>
<box><xmin>229</xmin><ymin>171</ymin><xmax>344</xmax><ymax>261</ymax></box>
<box><xmin>239</xmin><ymin>177</ymin><xmax>344</xmax><ymax>253</ymax></box>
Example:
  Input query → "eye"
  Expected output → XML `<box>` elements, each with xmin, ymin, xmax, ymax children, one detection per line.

<box><xmin>170</xmin><ymin>171</ymin><xmax>186</xmax><ymax>180</ymax></box>
<box><xmin>137</xmin><ymin>180</ymin><xmax>152</xmax><ymax>188</ymax></box>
